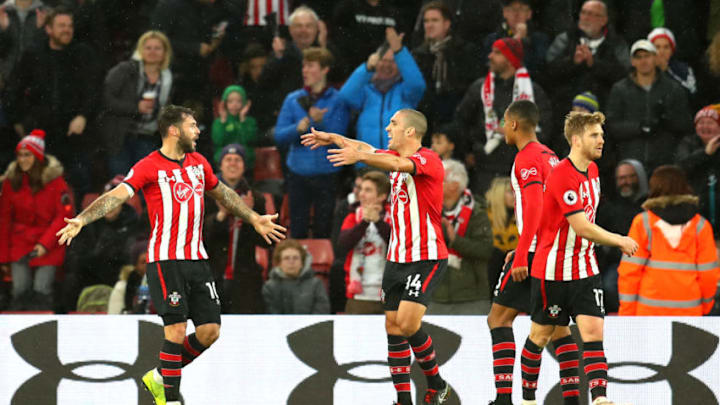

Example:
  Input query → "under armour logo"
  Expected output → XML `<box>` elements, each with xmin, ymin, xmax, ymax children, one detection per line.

<box><xmin>408</xmin><ymin>290</ymin><xmax>420</xmax><ymax>297</ymax></box>
<box><xmin>545</xmin><ymin>322</ymin><xmax>719</xmax><ymax>404</ymax></box>
<box><xmin>10</xmin><ymin>320</ymin><xmax>175</xmax><ymax>405</ymax></box>
<box><xmin>286</xmin><ymin>321</ymin><xmax>462</xmax><ymax>404</ymax></box>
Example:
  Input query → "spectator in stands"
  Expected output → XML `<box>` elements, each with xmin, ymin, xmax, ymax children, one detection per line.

<box><xmin>62</xmin><ymin>174</ymin><xmax>140</xmax><ymax>311</ymax></box>
<box><xmin>648</xmin><ymin>28</ymin><xmax>696</xmax><ymax>97</ymax></box>
<box><xmin>430</xmin><ymin>123</ymin><xmax>458</xmax><ymax>161</ymax></box>
<box><xmin>410</xmin><ymin>0</ymin><xmax>501</xmax><ymax>51</ymax></box>
<box><xmin>212</xmin><ymin>85</ymin><xmax>258</xmax><ymax>169</ymax></box>
<box><xmin>276</xmin><ymin>47</ymin><xmax>350</xmax><ymax>238</ymax></box>
<box><xmin>107</xmin><ymin>240</ymin><xmax>148</xmax><ymax>314</ymax></box>
<box><xmin>99</xmin><ymin>30</ymin><xmax>173</xmax><ymax>176</ymax></box>
<box><xmin>262</xmin><ymin>239</ymin><xmax>330</xmax><ymax>314</ymax></box>
<box><xmin>204</xmin><ymin>144</ymin><xmax>267</xmax><ymax>313</ymax></box>
<box><xmin>595</xmin><ymin>159</ymin><xmax>648</xmax><ymax>312</ymax></box>
<box><xmin>4</xmin><ymin>6</ymin><xmax>100</xmax><ymax>201</ymax></box>
<box><xmin>545</xmin><ymin>0</ymin><xmax>630</xmax><ymax>114</ymax></box>
<box><xmin>429</xmin><ymin>159</ymin><xmax>494</xmax><ymax>315</ymax></box>
<box><xmin>0</xmin><ymin>130</ymin><xmax>72</xmax><ymax>310</ymax></box>
<box><xmin>618</xmin><ymin>165</ymin><xmax>720</xmax><ymax>315</ymax></box>
<box><xmin>484</xmin><ymin>177</ymin><xmax>517</xmax><ymax>297</ymax></box>
<box><xmin>330</xmin><ymin>0</ymin><xmax>402</xmax><ymax>79</ymax></box>
<box><xmin>411</xmin><ymin>1</ymin><xmax>478</xmax><ymax>127</ymax></box>
<box><xmin>0</xmin><ymin>0</ymin><xmax>46</xmax><ymax>90</ymax></box>
<box><xmin>339</xmin><ymin>27</ymin><xmax>425</xmax><ymax>150</ymax></box>
<box><xmin>258</xmin><ymin>6</ymin><xmax>324</xmax><ymax>130</ymax></box>
<box><xmin>483</xmin><ymin>0</ymin><xmax>549</xmax><ymax>78</ymax></box>
<box><xmin>151</xmin><ymin>0</ymin><xmax>225</xmax><ymax>111</ymax></box>
<box><xmin>676</xmin><ymin>105</ymin><xmax>720</xmax><ymax>232</ymax></box>
<box><xmin>237</xmin><ymin>43</ymin><xmax>272</xmax><ymax>132</ymax></box>
<box><xmin>696</xmin><ymin>32</ymin><xmax>720</xmax><ymax>109</ymax></box>
<box><xmin>553</xmin><ymin>90</ymin><xmax>600</xmax><ymax>157</ymax></box>
<box><xmin>606</xmin><ymin>40</ymin><xmax>693</xmax><ymax>174</ymax></box>
<box><xmin>338</xmin><ymin>170</ymin><xmax>390</xmax><ymax>314</ymax></box>
<box><xmin>455</xmin><ymin>37</ymin><xmax>551</xmax><ymax>194</ymax></box>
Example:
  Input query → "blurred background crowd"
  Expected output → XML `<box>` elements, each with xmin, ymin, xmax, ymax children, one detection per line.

<box><xmin>1</xmin><ymin>0</ymin><xmax>719</xmax><ymax>316</ymax></box>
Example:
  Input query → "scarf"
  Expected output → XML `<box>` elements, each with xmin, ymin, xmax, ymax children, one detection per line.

<box><xmin>481</xmin><ymin>67</ymin><xmax>534</xmax><ymax>155</ymax></box>
<box><xmin>371</xmin><ymin>74</ymin><xmax>402</xmax><ymax>94</ymax></box>
<box><xmin>429</xmin><ymin>36</ymin><xmax>452</xmax><ymax>92</ymax></box>
<box><xmin>443</xmin><ymin>189</ymin><xmax>474</xmax><ymax>264</ymax></box>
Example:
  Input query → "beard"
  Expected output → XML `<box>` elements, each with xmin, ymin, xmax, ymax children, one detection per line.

<box><xmin>618</xmin><ymin>183</ymin><xmax>638</xmax><ymax>198</ymax></box>
<box><xmin>178</xmin><ymin>129</ymin><xmax>195</xmax><ymax>153</ymax></box>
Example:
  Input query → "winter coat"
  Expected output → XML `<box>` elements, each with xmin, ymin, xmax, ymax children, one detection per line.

<box><xmin>275</xmin><ymin>86</ymin><xmax>350</xmax><ymax>176</ymax></box>
<box><xmin>0</xmin><ymin>0</ymin><xmax>45</xmax><ymax>82</ymax></box>
<box><xmin>0</xmin><ymin>155</ymin><xmax>72</xmax><ymax>267</ymax></box>
<box><xmin>338</xmin><ymin>47</ymin><xmax>426</xmax><ymax>150</ymax></box>
<box><xmin>606</xmin><ymin>70</ymin><xmax>693</xmax><ymax>173</ymax></box>
<box><xmin>432</xmin><ymin>194</ymin><xmax>494</xmax><ymax>303</ymax></box>
<box><xmin>262</xmin><ymin>256</ymin><xmax>330</xmax><ymax>314</ymax></box>
<box><xmin>211</xmin><ymin>114</ymin><xmax>258</xmax><ymax>167</ymax></box>
<box><xmin>618</xmin><ymin>195</ymin><xmax>720</xmax><ymax>315</ymax></box>
<box><xmin>97</xmin><ymin>59</ymin><xmax>173</xmax><ymax>153</ymax></box>
<box><xmin>675</xmin><ymin>134</ymin><xmax>720</xmax><ymax>231</ymax></box>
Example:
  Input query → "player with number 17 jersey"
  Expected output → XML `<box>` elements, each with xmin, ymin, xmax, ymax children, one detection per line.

<box><xmin>532</xmin><ymin>158</ymin><xmax>601</xmax><ymax>281</ymax></box>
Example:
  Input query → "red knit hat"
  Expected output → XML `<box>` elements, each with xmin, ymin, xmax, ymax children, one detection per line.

<box><xmin>16</xmin><ymin>129</ymin><xmax>46</xmax><ymax>162</ymax></box>
<box><xmin>493</xmin><ymin>37</ymin><xmax>524</xmax><ymax>70</ymax></box>
<box><xmin>695</xmin><ymin>105</ymin><xmax>720</xmax><ymax>127</ymax></box>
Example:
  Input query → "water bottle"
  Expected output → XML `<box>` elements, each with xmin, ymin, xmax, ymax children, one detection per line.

<box><xmin>135</xmin><ymin>283</ymin><xmax>151</xmax><ymax>314</ymax></box>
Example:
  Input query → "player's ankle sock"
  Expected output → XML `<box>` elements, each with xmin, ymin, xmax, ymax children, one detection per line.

<box><xmin>181</xmin><ymin>333</ymin><xmax>207</xmax><ymax>367</ymax></box>
<box><xmin>521</xmin><ymin>338</ymin><xmax>543</xmax><ymax>401</ymax></box>
<box><xmin>159</xmin><ymin>340</ymin><xmax>183</xmax><ymax>401</ymax></box>
<box><xmin>490</xmin><ymin>327</ymin><xmax>515</xmax><ymax>404</ymax></box>
<box><xmin>407</xmin><ymin>328</ymin><xmax>443</xmax><ymax>390</ymax></box>
<box><xmin>388</xmin><ymin>335</ymin><xmax>413</xmax><ymax>405</ymax></box>
<box><xmin>553</xmin><ymin>335</ymin><xmax>580</xmax><ymax>405</ymax></box>
<box><xmin>583</xmin><ymin>341</ymin><xmax>608</xmax><ymax>400</ymax></box>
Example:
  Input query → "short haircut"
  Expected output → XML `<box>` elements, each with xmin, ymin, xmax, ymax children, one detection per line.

<box><xmin>272</xmin><ymin>239</ymin><xmax>307</xmax><ymax>267</ymax></box>
<box><xmin>647</xmin><ymin>165</ymin><xmax>693</xmax><ymax>199</ymax></box>
<box><xmin>505</xmin><ymin>100</ymin><xmax>539</xmax><ymax>132</ymax></box>
<box><xmin>289</xmin><ymin>5</ymin><xmax>319</xmax><ymax>25</ymax></box>
<box><xmin>158</xmin><ymin>105</ymin><xmax>195</xmax><ymax>138</ymax></box>
<box><xmin>362</xmin><ymin>170</ymin><xmax>391</xmax><ymax>198</ymax></box>
<box><xmin>432</xmin><ymin>123</ymin><xmax>459</xmax><ymax>145</ymax></box>
<box><xmin>45</xmin><ymin>6</ymin><xmax>73</xmax><ymax>28</ymax></box>
<box><xmin>303</xmin><ymin>47</ymin><xmax>334</xmax><ymax>68</ymax></box>
<box><xmin>563</xmin><ymin>111</ymin><xmax>605</xmax><ymax>145</ymax></box>
<box><xmin>443</xmin><ymin>159</ymin><xmax>469</xmax><ymax>190</ymax></box>
<box><xmin>502</xmin><ymin>0</ymin><xmax>531</xmax><ymax>7</ymax></box>
<box><xmin>398</xmin><ymin>109</ymin><xmax>428</xmax><ymax>139</ymax></box>
<box><xmin>421</xmin><ymin>1</ymin><xmax>453</xmax><ymax>21</ymax></box>
<box><xmin>134</xmin><ymin>30</ymin><xmax>173</xmax><ymax>70</ymax></box>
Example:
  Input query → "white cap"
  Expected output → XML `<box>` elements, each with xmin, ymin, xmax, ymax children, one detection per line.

<box><xmin>631</xmin><ymin>39</ymin><xmax>657</xmax><ymax>56</ymax></box>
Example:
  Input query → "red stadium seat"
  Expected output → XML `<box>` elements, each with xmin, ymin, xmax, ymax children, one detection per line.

<box><xmin>297</xmin><ymin>239</ymin><xmax>334</xmax><ymax>272</ymax></box>
<box><xmin>81</xmin><ymin>193</ymin><xmax>99</xmax><ymax>210</ymax></box>
<box><xmin>280</xmin><ymin>194</ymin><xmax>290</xmax><ymax>228</ymax></box>
<box><xmin>256</xmin><ymin>246</ymin><xmax>270</xmax><ymax>280</ymax></box>
<box><xmin>253</xmin><ymin>147</ymin><xmax>283</xmax><ymax>181</ymax></box>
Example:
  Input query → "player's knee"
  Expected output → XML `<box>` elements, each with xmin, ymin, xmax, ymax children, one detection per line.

<box><xmin>397</xmin><ymin>318</ymin><xmax>421</xmax><ymax>337</ymax></box>
<box><xmin>487</xmin><ymin>305</ymin><xmax>515</xmax><ymax>329</ymax></box>
<box><xmin>529</xmin><ymin>326</ymin><xmax>554</xmax><ymax>348</ymax></box>
<box><xmin>164</xmin><ymin>323</ymin><xmax>187</xmax><ymax>343</ymax></box>
<box><xmin>197</xmin><ymin>324</ymin><xmax>220</xmax><ymax>347</ymax></box>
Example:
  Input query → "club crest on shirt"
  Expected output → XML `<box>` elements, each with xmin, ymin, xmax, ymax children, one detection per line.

<box><xmin>547</xmin><ymin>304</ymin><xmax>561</xmax><ymax>318</ymax></box>
<box><xmin>191</xmin><ymin>165</ymin><xmax>204</xmax><ymax>180</ymax></box>
<box><xmin>520</xmin><ymin>167</ymin><xmax>537</xmax><ymax>180</ymax></box>
<box><xmin>173</xmin><ymin>182</ymin><xmax>194</xmax><ymax>203</ymax></box>
<box><xmin>168</xmin><ymin>291</ymin><xmax>182</xmax><ymax>307</ymax></box>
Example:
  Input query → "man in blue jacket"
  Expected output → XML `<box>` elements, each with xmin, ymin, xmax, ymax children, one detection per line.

<box><xmin>339</xmin><ymin>27</ymin><xmax>426</xmax><ymax>151</ymax></box>
<box><xmin>275</xmin><ymin>47</ymin><xmax>350</xmax><ymax>238</ymax></box>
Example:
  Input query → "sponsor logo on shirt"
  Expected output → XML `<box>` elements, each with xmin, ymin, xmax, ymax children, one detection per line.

<box><xmin>412</xmin><ymin>153</ymin><xmax>427</xmax><ymax>165</ymax></box>
<box><xmin>520</xmin><ymin>167</ymin><xmax>537</xmax><ymax>180</ymax></box>
<box><xmin>173</xmin><ymin>182</ymin><xmax>194</xmax><ymax>203</ymax></box>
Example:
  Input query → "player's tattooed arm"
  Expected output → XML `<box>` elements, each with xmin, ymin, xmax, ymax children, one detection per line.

<box><xmin>77</xmin><ymin>185</ymin><xmax>130</xmax><ymax>225</ymax></box>
<box><xmin>207</xmin><ymin>181</ymin><xmax>258</xmax><ymax>224</ymax></box>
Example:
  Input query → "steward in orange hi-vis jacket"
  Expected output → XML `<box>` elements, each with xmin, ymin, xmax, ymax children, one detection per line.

<box><xmin>618</xmin><ymin>194</ymin><xmax>720</xmax><ymax>315</ymax></box>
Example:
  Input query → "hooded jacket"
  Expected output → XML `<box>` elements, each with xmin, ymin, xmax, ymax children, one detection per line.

<box><xmin>618</xmin><ymin>195</ymin><xmax>720</xmax><ymax>315</ymax></box>
<box><xmin>0</xmin><ymin>155</ymin><xmax>72</xmax><ymax>267</ymax></box>
<box><xmin>0</xmin><ymin>0</ymin><xmax>44</xmax><ymax>81</ymax></box>
<box><xmin>262</xmin><ymin>254</ymin><xmax>330</xmax><ymax>314</ymax></box>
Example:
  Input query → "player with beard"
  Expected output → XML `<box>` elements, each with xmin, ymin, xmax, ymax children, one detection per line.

<box><xmin>487</xmin><ymin>100</ymin><xmax>583</xmax><ymax>405</ymax></box>
<box><xmin>518</xmin><ymin>111</ymin><xmax>638</xmax><ymax>405</ymax></box>
<box><xmin>302</xmin><ymin>109</ymin><xmax>451</xmax><ymax>405</ymax></box>
<box><xmin>57</xmin><ymin>105</ymin><xmax>286</xmax><ymax>405</ymax></box>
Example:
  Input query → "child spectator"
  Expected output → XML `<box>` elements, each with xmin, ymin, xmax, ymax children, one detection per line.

<box><xmin>212</xmin><ymin>85</ymin><xmax>259</xmax><ymax>170</ymax></box>
<box><xmin>430</xmin><ymin>123</ymin><xmax>458</xmax><ymax>161</ymax></box>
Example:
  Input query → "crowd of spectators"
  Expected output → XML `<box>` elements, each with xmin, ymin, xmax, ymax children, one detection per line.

<box><xmin>1</xmin><ymin>0</ymin><xmax>720</xmax><ymax>315</ymax></box>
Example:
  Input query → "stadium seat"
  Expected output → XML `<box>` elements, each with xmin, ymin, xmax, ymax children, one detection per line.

<box><xmin>297</xmin><ymin>239</ymin><xmax>334</xmax><ymax>272</ymax></box>
<box><xmin>81</xmin><ymin>193</ymin><xmax>99</xmax><ymax>210</ymax></box>
<box><xmin>253</xmin><ymin>147</ymin><xmax>283</xmax><ymax>181</ymax></box>
<box><xmin>263</xmin><ymin>192</ymin><xmax>276</xmax><ymax>215</ymax></box>
<box><xmin>256</xmin><ymin>246</ymin><xmax>270</xmax><ymax>280</ymax></box>
<box><xmin>279</xmin><ymin>194</ymin><xmax>290</xmax><ymax>228</ymax></box>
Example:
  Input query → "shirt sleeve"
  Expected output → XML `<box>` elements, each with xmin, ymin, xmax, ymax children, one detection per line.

<box><xmin>197</xmin><ymin>154</ymin><xmax>220</xmax><ymax>191</ymax></box>
<box><xmin>549</xmin><ymin>170</ymin><xmax>583</xmax><ymax>216</ymax></box>
<box><xmin>409</xmin><ymin>149</ymin><xmax>443</xmax><ymax>180</ymax></box>
<box><xmin>122</xmin><ymin>159</ymin><xmax>151</xmax><ymax>195</ymax></box>
<box><xmin>514</xmin><ymin>153</ymin><xmax>543</xmax><ymax>189</ymax></box>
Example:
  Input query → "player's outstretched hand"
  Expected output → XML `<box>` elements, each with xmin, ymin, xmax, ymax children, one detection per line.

<box><xmin>327</xmin><ymin>147</ymin><xmax>360</xmax><ymax>167</ymax></box>
<box><xmin>301</xmin><ymin>127</ymin><xmax>335</xmax><ymax>149</ymax></box>
<box><xmin>619</xmin><ymin>235</ymin><xmax>639</xmax><ymax>257</ymax></box>
<box><xmin>56</xmin><ymin>217</ymin><xmax>84</xmax><ymax>246</ymax></box>
<box><xmin>511</xmin><ymin>266</ymin><xmax>528</xmax><ymax>282</ymax></box>
<box><xmin>253</xmin><ymin>213</ymin><xmax>287</xmax><ymax>244</ymax></box>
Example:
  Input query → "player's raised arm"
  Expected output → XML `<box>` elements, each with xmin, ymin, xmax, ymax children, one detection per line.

<box><xmin>566</xmin><ymin>212</ymin><xmax>638</xmax><ymax>256</ymax></box>
<box><xmin>56</xmin><ymin>184</ymin><xmax>131</xmax><ymax>246</ymax></box>
<box><xmin>301</xmin><ymin>127</ymin><xmax>376</xmax><ymax>152</ymax></box>
<box><xmin>206</xmin><ymin>181</ymin><xmax>286</xmax><ymax>244</ymax></box>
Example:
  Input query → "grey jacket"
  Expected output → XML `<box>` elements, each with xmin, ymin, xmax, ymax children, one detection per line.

<box><xmin>262</xmin><ymin>257</ymin><xmax>330</xmax><ymax>314</ymax></box>
<box><xmin>0</xmin><ymin>0</ymin><xmax>44</xmax><ymax>82</ymax></box>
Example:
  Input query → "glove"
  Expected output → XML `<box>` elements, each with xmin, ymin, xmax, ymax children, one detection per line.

<box><xmin>347</xmin><ymin>280</ymin><xmax>363</xmax><ymax>296</ymax></box>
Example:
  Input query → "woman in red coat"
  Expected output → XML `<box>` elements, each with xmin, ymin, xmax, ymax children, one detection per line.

<box><xmin>0</xmin><ymin>130</ymin><xmax>73</xmax><ymax>310</ymax></box>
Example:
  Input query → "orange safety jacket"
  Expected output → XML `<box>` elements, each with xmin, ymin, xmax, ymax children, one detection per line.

<box><xmin>618</xmin><ymin>208</ymin><xmax>720</xmax><ymax>315</ymax></box>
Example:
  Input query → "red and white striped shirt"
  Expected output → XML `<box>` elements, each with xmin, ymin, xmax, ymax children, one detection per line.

<box><xmin>122</xmin><ymin>151</ymin><xmax>219</xmax><ymax>263</ymax></box>
<box><xmin>245</xmin><ymin>0</ymin><xmax>289</xmax><ymax>26</ymax></box>
<box><xmin>532</xmin><ymin>158</ymin><xmax>601</xmax><ymax>281</ymax></box>
<box><xmin>382</xmin><ymin>148</ymin><xmax>447</xmax><ymax>263</ymax></box>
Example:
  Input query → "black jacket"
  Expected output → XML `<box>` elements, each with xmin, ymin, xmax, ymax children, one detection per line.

<box><xmin>676</xmin><ymin>134</ymin><xmax>720</xmax><ymax>232</ymax></box>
